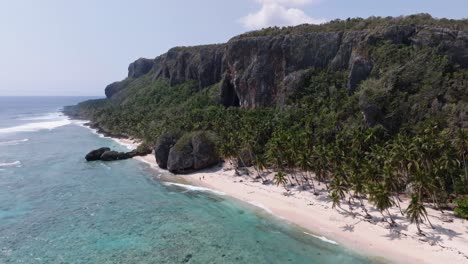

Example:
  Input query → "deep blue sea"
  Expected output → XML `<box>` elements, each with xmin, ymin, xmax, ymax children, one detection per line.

<box><xmin>0</xmin><ymin>97</ymin><xmax>375</xmax><ymax>264</ymax></box>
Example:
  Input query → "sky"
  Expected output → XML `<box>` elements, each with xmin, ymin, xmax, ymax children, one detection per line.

<box><xmin>0</xmin><ymin>0</ymin><xmax>466</xmax><ymax>96</ymax></box>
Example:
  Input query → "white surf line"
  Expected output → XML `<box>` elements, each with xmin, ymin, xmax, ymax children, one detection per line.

<box><xmin>0</xmin><ymin>139</ymin><xmax>29</xmax><ymax>146</ymax></box>
<box><xmin>0</xmin><ymin>120</ymin><xmax>71</xmax><ymax>134</ymax></box>
<box><xmin>72</xmin><ymin>120</ymin><xmax>137</xmax><ymax>150</ymax></box>
<box><xmin>303</xmin><ymin>232</ymin><xmax>339</xmax><ymax>245</ymax></box>
<box><xmin>0</xmin><ymin>161</ymin><xmax>21</xmax><ymax>167</ymax></box>
<box><xmin>163</xmin><ymin>182</ymin><xmax>226</xmax><ymax>196</ymax></box>
<box><xmin>247</xmin><ymin>201</ymin><xmax>274</xmax><ymax>214</ymax></box>
<box><xmin>17</xmin><ymin>112</ymin><xmax>65</xmax><ymax>121</ymax></box>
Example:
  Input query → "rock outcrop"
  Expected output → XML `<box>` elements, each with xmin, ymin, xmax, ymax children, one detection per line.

<box><xmin>85</xmin><ymin>146</ymin><xmax>151</xmax><ymax>162</ymax></box>
<box><xmin>166</xmin><ymin>132</ymin><xmax>219</xmax><ymax>174</ymax></box>
<box><xmin>100</xmin><ymin>151</ymin><xmax>129</xmax><ymax>161</ymax></box>
<box><xmin>128</xmin><ymin>58</ymin><xmax>155</xmax><ymax>78</ymax></box>
<box><xmin>154</xmin><ymin>132</ymin><xmax>179</xmax><ymax>169</ymax></box>
<box><xmin>105</xmin><ymin>80</ymin><xmax>128</xmax><ymax>99</ymax></box>
<box><xmin>85</xmin><ymin>147</ymin><xmax>111</xmax><ymax>161</ymax></box>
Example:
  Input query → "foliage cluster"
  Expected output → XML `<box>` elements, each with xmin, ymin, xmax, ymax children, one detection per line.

<box><xmin>234</xmin><ymin>13</ymin><xmax>468</xmax><ymax>40</ymax></box>
<box><xmin>455</xmin><ymin>198</ymin><xmax>468</xmax><ymax>219</ymax></box>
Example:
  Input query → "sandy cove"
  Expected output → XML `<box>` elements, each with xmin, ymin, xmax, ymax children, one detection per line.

<box><xmin>133</xmin><ymin>154</ymin><xmax>468</xmax><ymax>264</ymax></box>
<box><xmin>109</xmin><ymin>135</ymin><xmax>468</xmax><ymax>264</ymax></box>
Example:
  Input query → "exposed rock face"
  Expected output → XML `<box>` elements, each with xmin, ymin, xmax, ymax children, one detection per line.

<box><xmin>222</xmin><ymin>32</ymin><xmax>343</xmax><ymax>107</ymax></box>
<box><xmin>151</xmin><ymin>45</ymin><xmax>225</xmax><ymax>90</ymax></box>
<box><xmin>105</xmin><ymin>81</ymin><xmax>127</xmax><ymax>99</ymax></box>
<box><xmin>154</xmin><ymin>132</ymin><xmax>179</xmax><ymax>169</ymax></box>
<box><xmin>105</xmin><ymin>25</ymin><xmax>468</xmax><ymax>106</ymax></box>
<box><xmin>85</xmin><ymin>147</ymin><xmax>111</xmax><ymax>161</ymax></box>
<box><xmin>128</xmin><ymin>58</ymin><xmax>155</xmax><ymax>78</ymax></box>
<box><xmin>347</xmin><ymin>49</ymin><xmax>373</xmax><ymax>93</ymax></box>
<box><xmin>167</xmin><ymin>132</ymin><xmax>219</xmax><ymax>174</ymax></box>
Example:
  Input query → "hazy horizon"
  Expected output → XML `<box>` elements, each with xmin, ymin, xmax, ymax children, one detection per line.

<box><xmin>1</xmin><ymin>0</ymin><xmax>466</xmax><ymax>96</ymax></box>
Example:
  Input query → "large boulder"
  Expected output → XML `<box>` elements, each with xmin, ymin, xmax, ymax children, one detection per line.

<box><xmin>167</xmin><ymin>132</ymin><xmax>219</xmax><ymax>174</ymax></box>
<box><xmin>154</xmin><ymin>132</ymin><xmax>179</xmax><ymax>169</ymax></box>
<box><xmin>192</xmin><ymin>133</ymin><xmax>219</xmax><ymax>170</ymax></box>
<box><xmin>85</xmin><ymin>147</ymin><xmax>111</xmax><ymax>161</ymax></box>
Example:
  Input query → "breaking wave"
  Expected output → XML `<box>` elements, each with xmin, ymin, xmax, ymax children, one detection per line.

<box><xmin>163</xmin><ymin>182</ymin><xmax>226</xmax><ymax>196</ymax></box>
<box><xmin>17</xmin><ymin>112</ymin><xmax>65</xmax><ymax>121</ymax></box>
<box><xmin>0</xmin><ymin>120</ymin><xmax>71</xmax><ymax>134</ymax></box>
<box><xmin>0</xmin><ymin>161</ymin><xmax>21</xmax><ymax>168</ymax></box>
<box><xmin>303</xmin><ymin>232</ymin><xmax>338</xmax><ymax>245</ymax></box>
<box><xmin>0</xmin><ymin>138</ymin><xmax>29</xmax><ymax>146</ymax></box>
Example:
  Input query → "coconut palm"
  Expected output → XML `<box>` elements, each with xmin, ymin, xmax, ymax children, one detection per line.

<box><xmin>368</xmin><ymin>182</ymin><xmax>396</xmax><ymax>225</ymax></box>
<box><xmin>274</xmin><ymin>170</ymin><xmax>288</xmax><ymax>190</ymax></box>
<box><xmin>406</xmin><ymin>194</ymin><xmax>429</xmax><ymax>235</ymax></box>
<box><xmin>452</xmin><ymin>128</ymin><xmax>468</xmax><ymax>193</ymax></box>
<box><xmin>329</xmin><ymin>172</ymin><xmax>348</xmax><ymax>208</ymax></box>
<box><xmin>254</xmin><ymin>154</ymin><xmax>268</xmax><ymax>182</ymax></box>
<box><xmin>297</xmin><ymin>150</ymin><xmax>317</xmax><ymax>193</ymax></box>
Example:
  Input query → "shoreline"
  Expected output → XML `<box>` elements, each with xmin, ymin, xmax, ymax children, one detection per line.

<box><xmin>134</xmin><ymin>153</ymin><xmax>468</xmax><ymax>264</ymax></box>
<box><xmin>85</xmin><ymin>129</ymin><xmax>468</xmax><ymax>264</ymax></box>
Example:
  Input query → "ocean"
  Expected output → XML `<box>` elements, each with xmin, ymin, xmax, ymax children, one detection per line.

<box><xmin>0</xmin><ymin>97</ymin><xmax>374</xmax><ymax>263</ymax></box>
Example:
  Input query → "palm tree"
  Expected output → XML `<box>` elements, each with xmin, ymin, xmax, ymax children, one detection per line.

<box><xmin>329</xmin><ymin>172</ymin><xmax>348</xmax><ymax>209</ymax></box>
<box><xmin>274</xmin><ymin>170</ymin><xmax>288</xmax><ymax>190</ymax></box>
<box><xmin>297</xmin><ymin>150</ymin><xmax>317</xmax><ymax>194</ymax></box>
<box><xmin>406</xmin><ymin>194</ymin><xmax>429</xmax><ymax>235</ymax></box>
<box><xmin>330</xmin><ymin>191</ymin><xmax>342</xmax><ymax>210</ymax></box>
<box><xmin>254</xmin><ymin>154</ymin><xmax>268</xmax><ymax>182</ymax></box>
<box><xmin>452</xmin><ymin>128</ymin><xmax>468</xmax><ymax>193</ymax></box>
<box><xmin>368</xmin><ymin>182</ymin><xmax>396</xmax><ymax>225</ymax></box>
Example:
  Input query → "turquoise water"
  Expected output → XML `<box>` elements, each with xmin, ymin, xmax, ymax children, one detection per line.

<box><xmin>0</xmin><ymin>97</ymin><xmax>375</xmax><ymax>263</ymax></box>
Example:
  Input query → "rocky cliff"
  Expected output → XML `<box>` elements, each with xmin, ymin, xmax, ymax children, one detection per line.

<box><xmin>104</xmin><ymin>23</ymin><xmax>468</xmax><ymax>109</ymax></box>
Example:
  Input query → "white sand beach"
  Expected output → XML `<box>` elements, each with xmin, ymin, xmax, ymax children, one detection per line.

<box><xmin>133</xmin><ymin>152</ymin><xmax>468</xmax><ymax>264</ymax></box>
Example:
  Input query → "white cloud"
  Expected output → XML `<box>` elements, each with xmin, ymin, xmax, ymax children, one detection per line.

<box><xmin>240</xmin><ymin>0</ymin><xmax>325</xmax><ymax>30</ymax></box>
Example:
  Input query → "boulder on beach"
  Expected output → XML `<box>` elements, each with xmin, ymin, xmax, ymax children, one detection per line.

<box><xmin>85</xmin><ymin>147</ymin><xmax>111</xmax><ymax>161</ymax></box>
<box><xmin>167</xmin><ymin>131</ymin><xmax>219</xmax><ymax>174</ymax></box>
<box><xmin>154</xmin><ymin>132</ymin><xmax>179</xmax><ymax>169</ymax></box>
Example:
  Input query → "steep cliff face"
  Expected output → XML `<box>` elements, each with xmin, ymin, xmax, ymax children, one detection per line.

<box><xmin>150</xmin><ymin>45</ymin><xmax>225</xmax><ymax>90</ymax></box>
<box><xmin>105</xmin><ymin>25</ymin><xmax>468</xmax><ymax>109</ymax></box>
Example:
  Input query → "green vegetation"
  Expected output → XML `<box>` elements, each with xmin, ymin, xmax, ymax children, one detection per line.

<box><xmin>234</xmin><ymin>13</ymin><xmax>468</xmax><ymax>40</ymax></box>
<box><xmin>71</xmin><ymin>15</ymin><xmax>468</xmax><ymax>234</ymax></box>
<box><xmin>455</xmin><ymin>198</ymin><xmax>468</xmax><ymax>219</ymax></box>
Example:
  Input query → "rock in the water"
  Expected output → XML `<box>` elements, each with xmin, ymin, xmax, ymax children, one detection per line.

<box><xmin>167</xmin><ymin>132</ymin><xmax>219</xmax><ymax>174</ymax></box>
<box><xmin>85</xmin><ymin>145</ymin><xmax>151</xmax><ymax>162</ymax></box>
<box><xmin>85</xmin><ymin>147</ymin><xmax>111</xmax><ymax>161</ymax></box>
<box><xmin>100</xmin><ymin>151</ymin><xmax>130</xmax><ymax>161</ymax></box>
<box><xmin>154</xmin><ymin>132</ymin><xmax>179</xmax><ymax>169</ymax></box>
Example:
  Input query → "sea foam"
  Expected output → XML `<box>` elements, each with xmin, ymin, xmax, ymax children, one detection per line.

<box><xmin>17</xmin><ymin>112</ymin><xmax>65</xmax><ymax>121</ymax></box>
<box><xmin>0</xmin><ymin>120</ymin><xmax>71</xmax><ymax>134</ymax></box>
<box><xmin>0</xmin><ymin>138</ymin><xmax>29</xmax><ymax>146</ymax></box>
<box><xmin>163</xmin><ymin>182</ymin><xmax>226</xmax><ymax>196</ymax></box>
<box><xmin>248</xmin><ymin>201</ymin><xmax>273</xmax><ymax>214</ymax></box>
<box><xmin>303</xmin><ymin>232</ymin><xmax>338</xmax><ymax>245</ymax></box>
<box><xmin>0</xmin><ymin>161</ymin><xmax>21</xmax><ymax>167</ymax></box>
